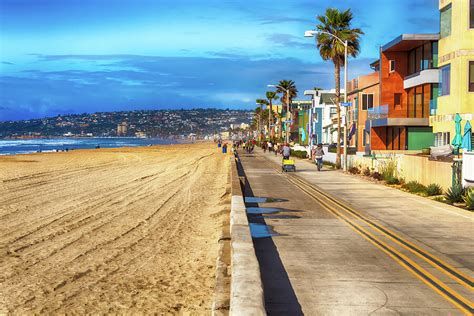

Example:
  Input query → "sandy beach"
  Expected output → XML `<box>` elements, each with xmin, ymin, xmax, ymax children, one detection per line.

<box><xmin>0</xmin><ymin>143</ymin><xmax>230</xmax><ymax>314</ymax></box>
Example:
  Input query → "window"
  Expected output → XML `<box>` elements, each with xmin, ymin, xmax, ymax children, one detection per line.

<box><xmin>389</xmin><ymin>60</ymin><xmax>395</xmax><ymax>72</ymax></box>
<box><xmin>469</xmin><ymin>61</ymin><xmax>474</xmax><ymax>92</ymax></box>
<box><xmin>394</xmin><ymin>93</ymin><xmax>402</xmax><ymax>107</ymax></box>
<box><xmin>422</xmin><ymin>42</ymin><xmax>432</xmax><ymax>69</ymax></box>
<box><xmin>471</xmin><ymin>0</ymin><xmax>474</xmax><ymax>29</ymax></box>
<box><xmin>434</xmin><ymin>132</ymin><xmax>451</xmax><ymax>147</ymax></box>
<box><xmin>415</xmin><ymin>46</ymin><xmax>422</xmax><ymax>73</ymax></box>
<box><xmin>408</xmin><ymin>50</ymin><xmax>415</xmax><ymax>74</ymax></box>
<box><xmin>362</xmin><ymin>94</ymin><xmax>374</xmax><ymax>110</ymax></box>
<box><xmin>440</xmin><ymin>64</ymin><xmax>451</xmax><ymax>96</ymax></box>
<box><xmin>440</xmin><ymin>4</ymin><xmax>452</xmax><ymax>38</ymax></box>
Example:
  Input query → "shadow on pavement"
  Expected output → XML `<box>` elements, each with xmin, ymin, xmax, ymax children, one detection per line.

<box><xmin>236</xmin><ymin>154</ymin><xmax>304</xmax><ymax>315</ymax></box>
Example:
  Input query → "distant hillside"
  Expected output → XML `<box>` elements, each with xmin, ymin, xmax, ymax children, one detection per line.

<box><xmin>0</xmin><ymin>109</ymin><xmax>253</xmax><ymax>138</ymax></box>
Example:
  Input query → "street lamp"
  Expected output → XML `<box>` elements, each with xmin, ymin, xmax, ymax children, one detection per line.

<box><xmin>268</xmin><ymin>84</ymin><xmax>290</xmax><ymax>144</ymax></box>
<box><xmin>305</xmin><ymin>30</ymin><xmax>348</xmax><ymax>171</ymax></box>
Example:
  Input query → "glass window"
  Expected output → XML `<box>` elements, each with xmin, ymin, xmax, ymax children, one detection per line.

<box><xmin>440</xmin><ymin>64</ymin><xmax>451</xmax><ymax>96</ymax></box>
<box><xmin>469</xmin><ymin>61</ymin><xmax>474</xmax><ymax>92</ymax></box>
<box><xmin>408</xmin><ymin>50</ymin><xmax>416</xmax><ymax>75</ymax></box>
<box><xmin>394</xmin><ymin>93</ymin><xmax>401</xmax><ymax>107</ymax></box>
<box><xmin>407</xmin><ymin>88</ymin><xmax>415</xmax><ymax>117</ymax></box>
<box><xmin>415</xmin><ymin>86</ymin><xmax>423</xmax><ymax>118</ymax></box>
<box><xmin>432</xmin><ymin>42</ymin><xmax>438</xmax><ymax>68</ymax></box>
<box><xmin>440</xmin><ymin>4</ymin><xmax>452</xmax><ymax>38</ymax></box>
<box><xmin>390</xmin><ymin>60</ymin><xmax>396</xmax><ymax>72</ymax></box>
<box><xmin>362</xmin><ymin>94</ymin><xmax>374</xmax><ymax>110</ymax></box>
<box><xmin>415</xmin><ymin>46</ymin><xmax>422</xmax><ymax>73</ymax></box>
<box><xmin>423</xmin><ymin>42</ymin><xmax>432</xmax><ymax>70</ymax></box>
<box><xmin>471</xmin><ymin>0</ymin><xmax>474</xmax><ymax>29</ymax></box>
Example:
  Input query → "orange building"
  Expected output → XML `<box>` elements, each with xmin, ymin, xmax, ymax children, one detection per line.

<box><xmin>347</xmin><ymin>71</ymin><xmax>380</xmax><ymax>153</ymax></box>
<box><xmin>368</xmin><ymin>34</ymin><xmax>439</xmax><ymax>151</ymax></box>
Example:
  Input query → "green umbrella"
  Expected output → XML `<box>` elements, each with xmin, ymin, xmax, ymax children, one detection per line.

<box><xmin>451</xmin><ymin>113</ymin><xmax>463</xmax><ymax>151</ymax></box>
<box><xmin>462</xmin><ymin>120</ymin><xmax>472</xmax><ymax>152</ymax></box>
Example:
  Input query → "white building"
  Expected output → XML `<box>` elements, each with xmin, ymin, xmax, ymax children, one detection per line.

<box><xmin>317</xmin><ymin>89</ymin><xmax>346</xmax><ymax>145</ymax></box>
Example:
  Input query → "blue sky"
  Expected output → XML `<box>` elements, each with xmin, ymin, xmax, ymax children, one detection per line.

<box><xmin>0</xmin><ymin>0</ymin><xmax>439</xmax><ymax>121</ymax></box>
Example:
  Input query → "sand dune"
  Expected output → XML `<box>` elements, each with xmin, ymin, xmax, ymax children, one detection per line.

<box><xmin>0</xmin><ymin>143</ymin><xmax>230</xmax><ymax>314</ymax></box>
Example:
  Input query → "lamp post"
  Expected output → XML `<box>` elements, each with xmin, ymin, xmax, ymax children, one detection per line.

<box><xmin>305</xmin><ymin>30</ymin><xmax>348</xmax><ymax>171</ymax></box>
<box><xmin>268</xmin><ymin>84</ymin><xmax>290</xmax><ymax>144</ymax></box>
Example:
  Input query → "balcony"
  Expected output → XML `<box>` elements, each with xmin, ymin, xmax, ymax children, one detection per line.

<box><xmin>368</xmin><ymin>105</ymin><xmax>429</xmax><ymax>127</ymax></box>
<box><xmin>367</xmin><ymin>105</ymin><xmax>388</xmax><ymax>120</ymax></box>
<box><xmin>403</xmin><ymin>69</ymin><xmax>439</xmax><ymax>89</ymax></box>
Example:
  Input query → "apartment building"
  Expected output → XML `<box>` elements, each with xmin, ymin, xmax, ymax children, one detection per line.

<box><xmin>347</xmin><ymin>71</ymin><xmax>380</xmax><ymax>153</ymax></box>
<box><xmin>367</xmin><ymin>34</ymin><xmax>439</xmax><ymax>151</ymax></box>
<box><xmin>431</xmin><ymin>0</ymin><xmax>474</xmax><ymax>146</ymax></box>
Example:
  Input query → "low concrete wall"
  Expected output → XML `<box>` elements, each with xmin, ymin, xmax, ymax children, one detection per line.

<box><xmin>399</xmin><ymin>155</ymin><xmax>452</xmax><ymax>190</ymax></box>
<box><xmin>346</xmin><ymin>153</ymin><xmax>453</xmax><ymax>190</ymax></box>
<box><xmin>229</xmin><ymin>156</ymin><xmax>266</xmax><ymax>315</ymax></box>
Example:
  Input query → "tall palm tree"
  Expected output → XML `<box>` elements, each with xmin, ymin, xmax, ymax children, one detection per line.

<box><xmin>276</xmin><ymin>80</ymin><xmax>298</xmax><ymax>142</ymax></box>
<box><xmin>316</xmin><ymin>8</ymin><xmax>363</xmax><ymax>168</ymax></box>
<box><xmin>256</xmin><ymin>99</ymin><xmax>268</xmax><ymax>140</ymax></box>
<box><xmin>266</xmin><ymin>91</ymin><xmax>278</xmax><ymax>139</ymax></box>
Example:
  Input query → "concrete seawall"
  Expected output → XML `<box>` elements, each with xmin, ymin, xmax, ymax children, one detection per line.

<box><xmin>229</xmin><ymin>155</ymin><xmax>266</xmax><ymax>315</ymax></box>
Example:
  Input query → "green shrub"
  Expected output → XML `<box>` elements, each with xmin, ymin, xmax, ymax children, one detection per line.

<box><xmin>403</xmin><ymin>181</ymin><xmax>427</xmax><ymax>193</ymax></box>
<box><xmin>371</xmin><ymin>172</ymin><xmax>382</xmax><ymax>181</ymax></box>
<box><xmin>433</xmin><ymin>196</ymin><xmax>445</xmax><ymax>202</ymax></box>
<box><xmin>348</xmin><ymin>167</ymin><xmax>360</xmax><ymax>174</ymax></box>
<box><xmin>323</xmin><ymin>161</ymin><xmax>336</xmax><ymax>168</ymax></box>
<box><xmin>463</xmin><ymin>188</ymin><xmax>474</xmax><ymax>210</ymax></box>
<box><xmin>290</xmin><ymin>150</ymin><xmax>308</xmax><ymax>159</ymax></box>
<box><xmin>426</xmin><ymin>184</ymin><xmax>443</xmax><ymax>196</ymax></box>
<box><xmin>386</xmin><ymin>176</ymin><xmax>400</xmax><ymax>185</ymax></box>
<box><xmin>380</xmin><ymin>159</ymin><xmax>397</xmax><ymax>182</ymax></box>
<box><xmin>444</xmin><ymin>185</ymin><xmax>465</xmax><ymax>204</ymax></box>
<box><xmin>362</xmin><ymin>167</ymin><xmax>371</xmax><ymax>176</ymax></box>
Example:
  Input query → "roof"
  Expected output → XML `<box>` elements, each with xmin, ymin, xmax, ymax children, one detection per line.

<box><xmin>319</xmin><ymin>93</ymin><xmax>337</xmax><ymax>105</ymax></box>
<box><xmin>382</xmin><ymin>34</ymin><xmax>439</xmax><ymax>52</ymax></box>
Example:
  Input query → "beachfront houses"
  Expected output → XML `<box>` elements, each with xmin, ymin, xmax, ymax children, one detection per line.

<box><xmin>363</xmin><ymin>34</ymin><xmax>440</xmax><ymax>152</ymax></box>
<box><xmin>347</xmin><ymin>71</ymin><xmax>379</xmax><ymax>154</ymax></box>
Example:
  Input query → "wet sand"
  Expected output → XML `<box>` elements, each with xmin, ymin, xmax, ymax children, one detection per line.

<box><xmin>0</xmin><ymin>143</ymin><xmax>230</xmax><ymax>314</ymax></box>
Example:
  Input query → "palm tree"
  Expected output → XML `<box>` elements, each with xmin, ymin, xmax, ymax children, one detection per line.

<box><xmin>276</xmin><ymin>80</ymin><xmax>298</xmax><ymax>142</ymax></box>
<box><xmin>266</xmin><ymin>91</ymin><xmax>278</xmax><ymax>139</ymax></box>
<box><xmin>315</xmin><ymin>8</ymin><xmax>363</xmax><ymax>168</ymax></box>
<box><xmin>256</xmin><ymin>99</ymin><xmax>268</xmax><ymax>140</ymax></box>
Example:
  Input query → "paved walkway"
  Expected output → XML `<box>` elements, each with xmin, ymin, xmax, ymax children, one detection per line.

<box><xmin>238</xmin><ymin>149</ymin><xmax>473</xmax><ymax>315</ymax></box>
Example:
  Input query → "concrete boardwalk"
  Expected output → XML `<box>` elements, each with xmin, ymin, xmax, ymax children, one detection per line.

<box><xmin>239</xmin><ymin>149</ymin><xmax>473</xmax><ymax>315</ymax></box>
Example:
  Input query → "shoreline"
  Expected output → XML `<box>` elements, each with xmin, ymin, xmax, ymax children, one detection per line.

<box><xmin>0</xmin><ymin>137</ymin><xmax>192</xmax><ymax>156</ymax></box>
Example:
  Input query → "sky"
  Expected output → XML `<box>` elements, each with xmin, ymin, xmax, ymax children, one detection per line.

<box><xmin>0</xmin><ymin>0</ymin><xmax>439</xmax><ymax>121</ymax></box>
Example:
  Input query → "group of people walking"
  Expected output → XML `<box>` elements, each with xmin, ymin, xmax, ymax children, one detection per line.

<box><xmin>230</xmin><ymin>137</ymin><xmax>325</xmax><ymax>171</ymax></box>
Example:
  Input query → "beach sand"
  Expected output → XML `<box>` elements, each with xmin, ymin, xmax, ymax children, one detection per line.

<box><xmin>0</xmin><ymin>143</ymin><xmax>230</xmax><ymax>314</ymax></box>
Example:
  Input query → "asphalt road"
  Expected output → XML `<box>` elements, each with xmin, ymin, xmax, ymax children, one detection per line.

<box><xmin>239</xmin><ymin>149</ymin><xmax>473</xmax><ymax>315</ymax></box>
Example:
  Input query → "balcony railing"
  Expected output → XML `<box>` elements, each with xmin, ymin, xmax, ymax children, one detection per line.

<box><xmin>367</xmin><ymin>105</ymin><xmax>388</xmax><ymax>120</ymax></box>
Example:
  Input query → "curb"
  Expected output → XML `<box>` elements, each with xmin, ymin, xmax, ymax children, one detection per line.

<box><xmin>229</xmin><ymin>155</ymin><xmax>266</xmax><ymax>316</ymax></box>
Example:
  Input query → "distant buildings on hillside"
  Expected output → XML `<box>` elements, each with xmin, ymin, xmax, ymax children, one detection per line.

<box><xmin>0</xmin><ymin>109</ymin><xmax>253</xmax><ymax>139</ymax></box>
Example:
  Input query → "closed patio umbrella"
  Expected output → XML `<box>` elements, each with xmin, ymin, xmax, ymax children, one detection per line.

<box><xmin>461</xmin><ymin>120</ymin><xmax>472</xmax><ymax>152</ymax></box>
<box><xmin>451</xmin><ymin>113</ymin><xmax>463</xmax><ymax>153</ymax></box>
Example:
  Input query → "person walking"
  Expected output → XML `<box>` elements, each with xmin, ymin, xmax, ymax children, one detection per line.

<box><xmin>282</xmin><ymin>143</ymin><xmax>291</xmax><ymax>160</ymax></box>
<box><xmin>268</xmin><ymin>141</ymin><xmax>273</xmax><ymax>153</ymax></box>
<box><xmin>313</xmin><ymin>144</ymin><xmax>324</xmax><ymax>171</ymax></box>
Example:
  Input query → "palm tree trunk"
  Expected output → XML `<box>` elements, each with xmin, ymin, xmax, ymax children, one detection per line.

<box><xmin>269</xmin><ymin>101</ymin><xmax>273</xmax><ymax>139</ymax></box>
<box><xmin>334</xmin><ymin>60</ymin><xmax>341</xmax><ymax>169</ymax></box>
<box><xmin>278</xmin><ymin>106</ymin><xmax>283</xmax><ymax>141</ymax></box>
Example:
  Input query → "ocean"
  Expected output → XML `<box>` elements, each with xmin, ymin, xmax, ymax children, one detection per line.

<box><xmin>0</xmin><ymin>137</ymin><xmax>176</xmax><ymax>155</ymax></box>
